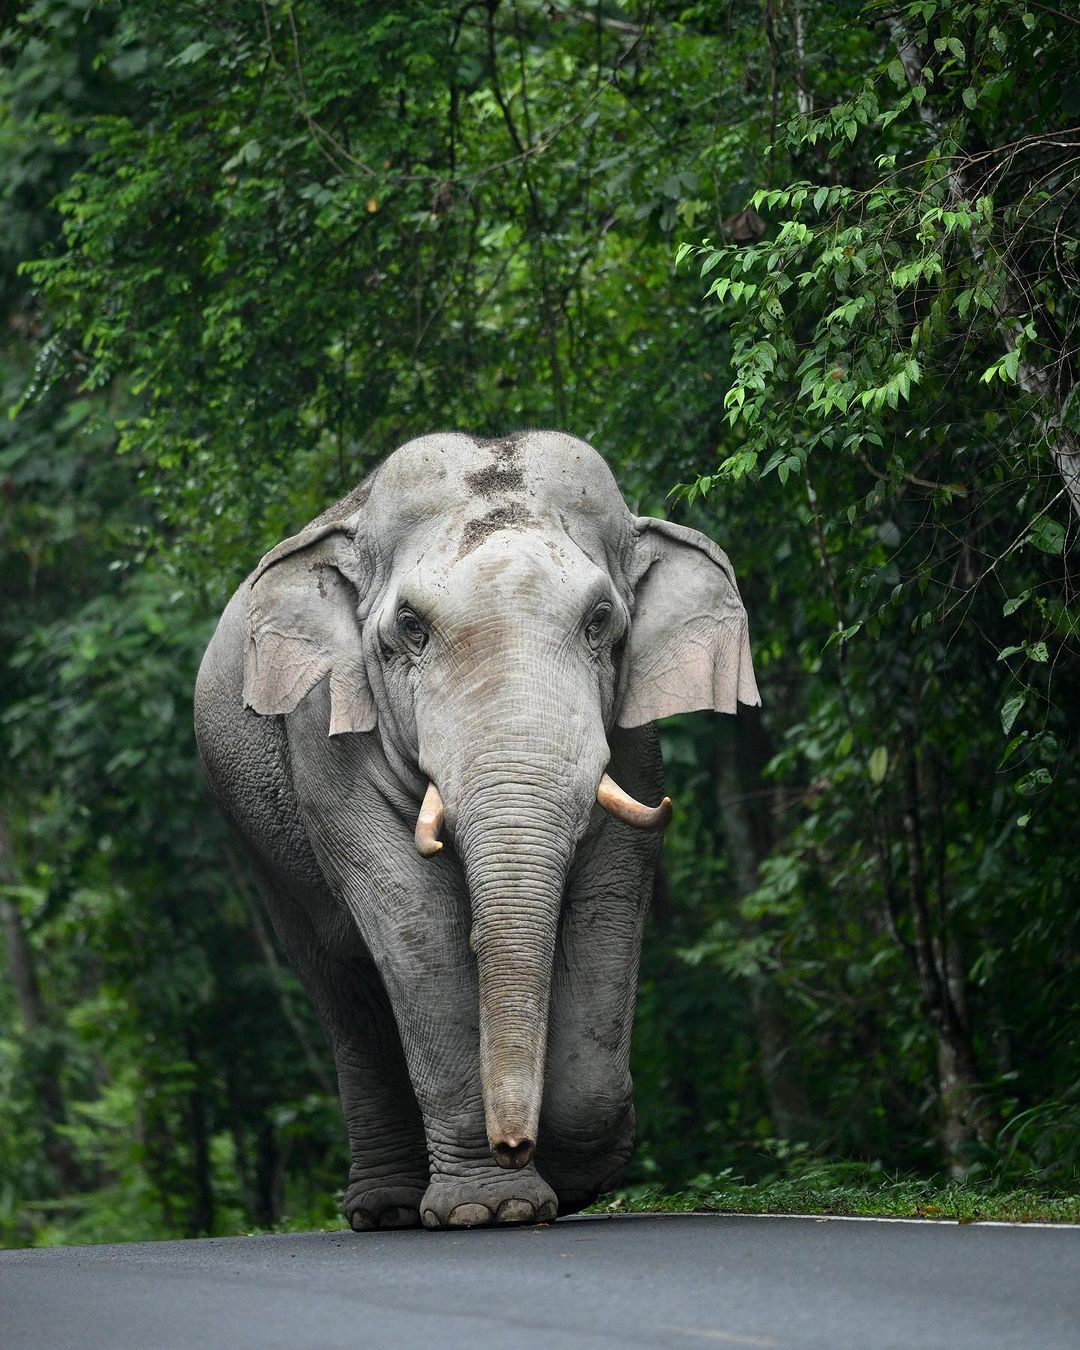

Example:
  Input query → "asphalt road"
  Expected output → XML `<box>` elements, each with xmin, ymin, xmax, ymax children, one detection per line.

<box><xmin>2</xmin><ymin>1212</ymin><xmax>1077</xmax><ymax>1350</ymax></box>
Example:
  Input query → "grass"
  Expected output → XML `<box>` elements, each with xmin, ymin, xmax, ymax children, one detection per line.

<box><xmin>589</xmin><ymin>1169</ymin><xmax>1080</xmax><ymax>1225</ymax></box>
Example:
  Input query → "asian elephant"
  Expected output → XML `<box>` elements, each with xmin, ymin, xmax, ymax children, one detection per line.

<box><xmin>194</xmin><ymin>430</ymin><xmax>759</xmax><ymax>1231</ymax></box>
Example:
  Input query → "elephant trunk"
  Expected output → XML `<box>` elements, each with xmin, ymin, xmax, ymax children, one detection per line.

<box><xmin>455</xmin><ymin>774</ymin><xmax>577</xmax><ymax>1170</ymax></box>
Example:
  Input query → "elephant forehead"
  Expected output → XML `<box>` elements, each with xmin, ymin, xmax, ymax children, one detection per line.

<box><xmin>367</xmin><ymin>430</ymin><xmax>629</xmax><ymax>527</ymax></box>
<box><xmin>395</xmin><ymin>527</ymin><xmax>607</xmax><ymax>623</ymax></box>
<box><xmin>361</xmin><ymin>426</ymin><xmax>631</xmax><ymax>575</ymax></box>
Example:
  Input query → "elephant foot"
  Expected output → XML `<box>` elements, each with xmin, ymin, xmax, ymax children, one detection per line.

<box><xmin>537</xmin><ymin>1155</ymin><xmax>628</xmax><ymax>1217</ymax></box>
<box><xmin>344</xmin><ymin>1181</ymin><xmax>426</xmax><ymax>1232</ymax></box>
<box><xmin>420</xmin><ymin>1167</ymin><xmax>558</xmax><ymax>1230</ymax></box>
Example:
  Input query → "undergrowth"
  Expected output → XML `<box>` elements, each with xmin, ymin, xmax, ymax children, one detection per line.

<box><xmin>592</xmin><ymin>1166</ymin><xmax>1080</xmax><ymax>1225</ymax></box>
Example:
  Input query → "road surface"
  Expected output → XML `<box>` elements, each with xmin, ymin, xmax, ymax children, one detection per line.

<box><xmin>2</xmin><ymin>1212</ymin><xmax>1077</xmax><ymax>1349</ymax></box>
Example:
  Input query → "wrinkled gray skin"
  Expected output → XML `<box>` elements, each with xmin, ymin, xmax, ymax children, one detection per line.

<box><xmin>194</xmin><ymin>431</ymin><xmax>759</xmax><ymax>1231</ymax></box>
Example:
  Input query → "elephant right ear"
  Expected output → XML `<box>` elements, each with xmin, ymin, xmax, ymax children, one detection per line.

<box><xmin>243</xmin><ymin>514</ymin><xmax>377</xmax><ymax>735</ymax></box>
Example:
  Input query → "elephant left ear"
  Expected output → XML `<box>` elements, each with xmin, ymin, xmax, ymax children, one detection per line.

<box><xmin>243</xmin><ymin>514</ymin><xmax>377</xmax><ymax>736</ymax></box>
<box><xmin>618</xmin><ymin>516</ymin><xmax>761</xmax><ymax>729</ymax></box>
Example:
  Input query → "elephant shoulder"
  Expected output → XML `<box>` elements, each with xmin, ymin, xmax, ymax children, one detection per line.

<box><xmin>195</xmin><ymin>582</ymin><xmax>251</xmax><ymax>732</ymax></box>
<box><xmin>194</xmin><ymin>580</ymin><xmax>277</xmax><ymax>806</ymax></box>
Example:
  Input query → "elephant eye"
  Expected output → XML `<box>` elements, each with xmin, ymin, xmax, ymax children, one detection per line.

<box><xmin>397</xmin><ymin>608</ymin><xmax>429</xmax><ymax>654</ymax></box>
<box><xmin>585</xmin><ymin>601</ymin><xmax>613</xmax><ymax>646</ymax></box>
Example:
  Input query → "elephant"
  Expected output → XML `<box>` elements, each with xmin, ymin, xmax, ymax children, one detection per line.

<box><xmin>194</xmin><ymin>430</ymin><xmax>759</xmax><ymax>1231</ymax></box>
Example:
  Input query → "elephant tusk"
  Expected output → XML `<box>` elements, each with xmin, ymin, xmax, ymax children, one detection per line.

<box><xmin>596</xmin><ymin>773</ymin><xmax>672</xmax><ymax>831</ymax></box>
<box><xmin>414</xmin><ymin>781</ymin><xmax>445</xmax><ymax>857</ymax></box>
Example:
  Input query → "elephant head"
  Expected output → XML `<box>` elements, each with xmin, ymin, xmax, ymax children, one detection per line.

<box><xmin>241</xmin><ymin>432</ymin><xmax>759</xmax><ymax>1168</ymax></box>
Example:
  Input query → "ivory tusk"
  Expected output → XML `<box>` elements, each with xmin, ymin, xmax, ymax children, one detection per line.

<box><xmin>596</xmin><ymin>772</ymin><xmax>673</xmax><ymax>830</ymax></box>
<box><xmin>415</xmin><ymin>781</ymin><xmax>445</xmax><ymax>857</ymax></box>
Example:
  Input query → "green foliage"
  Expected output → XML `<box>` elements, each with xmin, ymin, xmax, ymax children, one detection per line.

<box><xmin>1</xmin><ymin>0</ymin><xmax>1077</xmax><ymax>1246</ymax></box>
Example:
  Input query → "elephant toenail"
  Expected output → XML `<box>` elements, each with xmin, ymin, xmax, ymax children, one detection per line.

<box><xmin>536</xmin><ymin>1200</ymin><xmax>558</xmax><ymax>1223</ymax></box>
<box><xmin>448</xmin><ymin>1202</ymin><xmax>492</xmax><ymax>1228</ymax></box>
<box><xmin>349</xmin><ymin>1210</ymin><xmax>377</xmax><ymax>1232</ymax></box>
<box><xmin>495</xmin><ymin>1199</ymin><xmax>535</xmax><ymax>1224</ymax></box>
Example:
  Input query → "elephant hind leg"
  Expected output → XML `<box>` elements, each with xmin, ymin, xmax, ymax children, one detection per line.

<box><xmin>332</xmin><ymin>972</ymin><xmax>430</xmax><ymax>1232</ymax></box>
<box><xmin>536</xmin><ymin>1078</ymin><xmax>636</xmax><ymax>1215</ymax></box>
<box><xmin>250</xmin><ymin>869</ymin><xmax>430</xmax><ymax>1232</ymax></box>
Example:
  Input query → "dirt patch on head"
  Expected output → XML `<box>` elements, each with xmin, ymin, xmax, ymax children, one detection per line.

<box><xmin>466</xmin><ymin>434</ymin><xmax>526</xmax><ymax>496</ymax></box>
<box><xmin>476</xmin><ymin>433</ymin><xmax>524</xmax><ymax>458</ymax></box>
<box><xmin>456</xmin><ymin>501</ymin><xmax>533</xmax><ymax>560</ymax></box>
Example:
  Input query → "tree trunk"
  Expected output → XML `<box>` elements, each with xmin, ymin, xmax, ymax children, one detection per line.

<box><xmin>186</xmin><ymin>1061</ymin><xmax>215</xmax><ymax>1237</ymax></box>
<box><xmin>253</xmin><ymin>1114</ymin><xmax>281</xmax><ymax>1229</ymax></box>
<box><xmin>787</xmin><ymin>0</ymin><xmax>813</xmax><ymax>116</ymax></box>
<box><xmin>898</xmin><ymin>729</ymin><xmax>998</xmax><ymax>1174</ymax></box>
<box><xmin>714</xmin><ymin>712</ymin><xmax>816</xmax><ymax>1142</ymax></box>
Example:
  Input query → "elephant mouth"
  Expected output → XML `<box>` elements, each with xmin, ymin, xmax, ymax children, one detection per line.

<box><xmin>412</xmin><ymin>774</ymin><xmax>671</xmax><ymax>856</ymax></box>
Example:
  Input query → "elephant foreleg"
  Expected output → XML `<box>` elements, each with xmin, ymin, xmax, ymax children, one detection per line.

<box><xmin>537</xmin><ymin>728</ymin><xmax>662</xmax><ymax>1212</ymax></box>
<box><xmin>351</xmin><ymin>869</ymin><xmax>559</xmax><ymax>1230</ymax></box>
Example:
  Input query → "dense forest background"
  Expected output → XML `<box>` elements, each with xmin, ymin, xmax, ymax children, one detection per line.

<box><xmin>1</xmin><ymin>0</ymin><xmax>1078</xmax><ymax>1245</ymax></box>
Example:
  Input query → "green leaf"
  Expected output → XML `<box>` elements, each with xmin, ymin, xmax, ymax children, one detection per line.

<box><xmin>962</xmin><ymin>86</ymin><xmax>977</xmax><ymax>110</ymax></box>
<box><xmin>168</xmin><ymin>40</ymin><xmax>212</xmax><ymax>67</ymax></box>
<box><xmin>1016</xmin><ymin>767</ymin><xmax>1051</xmax><ymax>796</ymax></box>
<box><xmin>868</xmin><ymin>746</ymin><xmax>888</xmax><ymax>784</ymax></box>
<box><xmin>1027</xmin><ymin>517</ymin><xmax>1065</xmax><ymax>555</ymax></box>
<box><xmin>1002</xmin><ymin>590</ymin><xmax>1032</xmax><ymax>616</ymax></box>
<box><xmin>1000</xmin><ymin>694</ymin><xmax>1025</xmax><ymax>736</ymax></box>
<box><xmin>998</xmin><ymin>732</ymin><xmax>1028</xmax><ymax>769</ymax></box>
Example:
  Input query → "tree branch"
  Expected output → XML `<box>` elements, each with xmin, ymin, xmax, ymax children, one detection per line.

<box><xmin>889</xmin><ymin>17</ymin><xmax>1080</xmax><ymax>523</ymax></box>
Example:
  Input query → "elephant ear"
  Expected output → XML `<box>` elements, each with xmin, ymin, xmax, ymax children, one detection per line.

<box><xmin>618</xmin><ymin>516</ymin><xmax>760</xmax><ymax>729</ymax></box>
<box><xmin>243</xmin><ymin>514</ymin><xmax>377</xmax><ymax>735</ymax></box>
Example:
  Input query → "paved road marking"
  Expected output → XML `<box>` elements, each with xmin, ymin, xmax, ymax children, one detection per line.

<box><xmin>674</xmin><ymin>1328</ymin><xmax>778</xmax><ymax>1347</ymax></box>
<box><xmin>588</xmin><ymin>1210</ymin><xmax>1079</xmax><ymax>1231</ymax></box>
